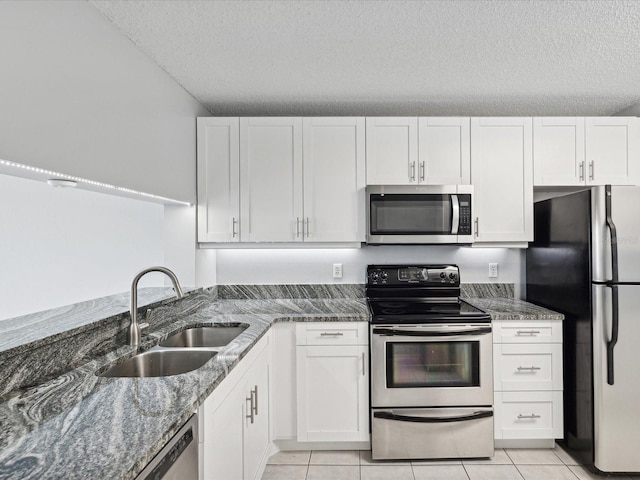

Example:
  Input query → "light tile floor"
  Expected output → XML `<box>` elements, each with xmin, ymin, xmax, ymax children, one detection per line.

<box><xmin>262</xmin><ymin>445</ymin><xmax>640</xmax><ymax>480</ymax></box>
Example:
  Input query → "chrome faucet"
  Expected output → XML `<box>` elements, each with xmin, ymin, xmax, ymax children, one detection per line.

<box><xmin>129</xmin><ymin>266</ymin><xmax>184</xmax><ymax>347</ymax></box>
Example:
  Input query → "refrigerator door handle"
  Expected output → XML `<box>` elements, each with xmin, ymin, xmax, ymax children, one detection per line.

<box><xmin>606</xmin><ymin>284</ymin><xmax>619</xmax><ymax>385</ymax></box>
<box><xmin>604</xmin><ymin>185</ymin><xmax>619</xmax><ymax>283</ymax></box>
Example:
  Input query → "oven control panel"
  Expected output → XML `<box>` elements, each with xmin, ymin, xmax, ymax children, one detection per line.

<box><xmin>367</xmin><ymin>265</ymin><xmax>459</xmax><ymax>285</ymax></box>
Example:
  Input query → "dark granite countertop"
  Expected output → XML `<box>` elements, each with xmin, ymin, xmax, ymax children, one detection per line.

<box><xmin>464</xmin><ymin>297</ymin><xmax>565</xmax><ymax>321</ymax></box>
<box><xmin>0</xmin><ymin>285</ymin><xmax>563</xmax><ymax>480</ymax></box>
<box><xmin>0</xmin><ymin>295</ymin><xmax>369</xmax><ymax>480</ymax></box>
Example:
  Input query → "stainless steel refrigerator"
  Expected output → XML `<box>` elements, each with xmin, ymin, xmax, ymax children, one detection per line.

<box><xmin>526</xmin><ymin>185</ymin><xmax>640</xmax><ymax>474</ymax></box>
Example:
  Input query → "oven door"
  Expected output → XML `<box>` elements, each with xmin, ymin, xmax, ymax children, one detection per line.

<box><xmin>371</xmin><ymin>324</ymin><xmax>493</xmax><ymax>408</ymax></box>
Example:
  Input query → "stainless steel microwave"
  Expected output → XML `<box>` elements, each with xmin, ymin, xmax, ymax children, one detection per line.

<box><xmin>366</xmin><ymin>185</ymin><xmax>473</xmax><ymax>244</ymax></box>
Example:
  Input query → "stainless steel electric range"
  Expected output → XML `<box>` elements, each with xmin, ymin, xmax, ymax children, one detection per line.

<box><xmin>367</xmin><ymin>264</ymin><xmax>494</xmax><ymax>460</ymax></box>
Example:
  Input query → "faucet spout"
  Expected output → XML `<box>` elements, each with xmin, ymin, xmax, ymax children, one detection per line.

<box><xmin>129</xmin><ymin>266</ymin><xmax>184</xmax><ymax>347</ymax></box>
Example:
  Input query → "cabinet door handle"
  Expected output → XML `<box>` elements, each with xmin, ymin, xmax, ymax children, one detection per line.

<box><xmin>517</xmin><ymin>366</ymin><xmax>541</xmax><ymax>371</ymax></box>
<box><xmin>589</xmin><ymin>161</ymin><xmax>595</xmax><ymax>180</ymax></box>
<box><xmin>579</xmin><ymin>161</ymin><xmax>585</xmax><ymax>181</ymax></box>
<box><xmin>516</xmin><ymin>330</ymin><xmax>540</xmax><ymax>336</ymax></box>
<box><xmin>296</xmin><ymin>217</ymin><xmax>301</xmax><ymax>238</ymax></box>
<box><xmin>419</xmin><ymin>161</ymin><xmax>425</xmax><ymax>181</ymax></box>
<box><xmin>474</xmin><ymin>217</ymin><xmax>479</xmax><ymax>238</ymax></box>
<box><xmin>320</xmin><ymin>332</ymin><xmax>344</xmax><ymax>337</ymax></box>
<box><xmin>361</xmin><ymin>352</ymin><xmax>365</xmax><ymax>376</ymax></box>
<box><xmin>410</xmin><ymin>161</ymin><xmax>416</xmax><ymax>181</ymax></box>
<box><xmin>253</xmin><ymin>385</ymin><xmax>258</xmax><ymax>416</ymax></box>
<box><xmin>517</xmin><ymin>413</ymin><xmax>541</xmax><ymax>419</ymax></box>
<box><xmin>246</xmin><ymin>393</ymin><xmax>254</xmax><ymax>424</ymax></box>
<box><xmin>232</xmin><ymin>217</ymin><xmax>238</xmax><ymax>237</ymax></box>
<box><xmin>306</xmin><ymin>217</ymin><xmax>310</xmax><ymax>238</ymax></box>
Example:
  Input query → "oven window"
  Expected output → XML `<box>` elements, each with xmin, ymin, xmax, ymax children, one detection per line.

<box><xmin>385</xmin><ymin>341</ymin><xmax>480</xmax><ymax>388</ymax></box>
<box><xmin>370</xmin><ymin>194</ymin><xmax>452</xmax><ymax>235</ymax></box>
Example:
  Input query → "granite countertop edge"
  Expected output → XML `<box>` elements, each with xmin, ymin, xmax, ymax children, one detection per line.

<box><xmin>0</xmin><ymin>295</ymin><xmax>562</xmax><ymax>479</ymax></box>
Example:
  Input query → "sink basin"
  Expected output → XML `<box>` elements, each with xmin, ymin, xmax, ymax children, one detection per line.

<box><xmin>159</xmin><ymin>325</ymin><xmax>247</xmax><ymax>348</ymax></box>
<box><xmin>98</xmin><ymin>349</ymin><xmax>217</xmax><ymax>378</ymax></box>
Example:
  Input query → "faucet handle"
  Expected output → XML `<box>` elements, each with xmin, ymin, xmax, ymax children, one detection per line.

<box><xmin>140</xmin><ymin>308</ymin><xmax>152</xmax><ymax>330</ymax></box>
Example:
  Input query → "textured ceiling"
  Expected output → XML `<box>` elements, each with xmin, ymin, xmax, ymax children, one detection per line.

<box><xmin>89</xmin><ymin>0</ymin><xmax>640</xmax><ymax>116</ymax></box>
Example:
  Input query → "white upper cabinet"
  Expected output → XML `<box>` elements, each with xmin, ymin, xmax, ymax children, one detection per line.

<box><xmin>302</xmin><ymin>117</ymin><xmax>366</xmax><ymax>242</ymax></box>
<box><xmin>533</xmin><ymin>117</ymin><xmax>639</xmax><ymax>187</ymax></box>
<box><xmin>366</xmin><ymin>117</ymin><xmax>470</xmax><ymax>185</ymax></box>
<box><xmin>366</xmin><ymin>117</ymin><xmax>418</xmax><ymax>185</ymax></box>
<box><xmin>533</xmin><ymin>117</ymin><xmax>585</xmax><ymax>186</ymax></box>
<box><xmin>197</xmin><ymin>116</ymin><xmax>365</xmax><ymax>244</ymax></box>
<box><xmin>585</xmin><ymin>117</ymin><xmax>639</xmax><ymax>185</ymax></box>
<box><xmin>240</xmin><ymin>117</ymin><xmax>304</xmax><ymax>242</ymax></box>
<box><xmin>418</xmin><ymin>117</ymin><xmax>471</xmax><ymax>184</ymax></box>
<box><xmin>471</xmin><ymin>117</ymin><xmax>533</xmax><ymax>244</ymax></box>
<box><xmin>197</xmin><ymin>117</ymin><xmax>240</xmax><ymax>242</ymax></box>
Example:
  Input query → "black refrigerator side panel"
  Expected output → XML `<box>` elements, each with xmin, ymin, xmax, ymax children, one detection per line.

<box><xmin>526</xmin><ymin>190</ymin><xmax>593</xmax><ymax>466</ymax></box>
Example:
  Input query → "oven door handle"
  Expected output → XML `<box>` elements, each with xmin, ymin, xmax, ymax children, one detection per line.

<box><xmin>374</xmin><ymin>410</ymin><xmax>493</xmax><ymax>424</ymax></box>
<box><xmin>372</xmin><ymin>327</ymin><xmax>491</xmax><ymax>337</ymax></box>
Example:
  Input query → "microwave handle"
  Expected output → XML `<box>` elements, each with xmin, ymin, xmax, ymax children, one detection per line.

<box><xmin>451</xmin><ymin>194</ymin><xmax>459</xmax><ymax>235</ymax></box>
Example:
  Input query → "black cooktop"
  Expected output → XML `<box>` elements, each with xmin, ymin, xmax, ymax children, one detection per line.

<box><xmin>366</xmin><ymin>264</ymin><xmax>491</xmax><ymax>324</ymax></box>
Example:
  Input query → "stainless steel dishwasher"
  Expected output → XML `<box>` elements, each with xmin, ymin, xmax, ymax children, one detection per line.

<box><xmin>135</xmin><ymin>413</ymin><xmax>198</xmax><ymax>480</ymax></box>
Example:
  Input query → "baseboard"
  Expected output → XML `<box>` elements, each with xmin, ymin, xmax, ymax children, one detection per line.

<box><xmin>495</xmin><ymin>439</ymin><xmax>556</xmax><ymax>449</ymax></box>
<box><xmin>273</xmin><ymin>439</ymin><xmax>371</xmax><ymax>451</ymax></box>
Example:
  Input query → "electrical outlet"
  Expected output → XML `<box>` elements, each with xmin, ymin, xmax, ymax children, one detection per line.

<box><xmin>489</xmin><ymin>263</ymin><xmax>498</xmax><ymax>278</ymax></box>
<box><xmin>333</xmin><ymin>263</ymin><xmax>343</xmax><ymax>279</ymax></box>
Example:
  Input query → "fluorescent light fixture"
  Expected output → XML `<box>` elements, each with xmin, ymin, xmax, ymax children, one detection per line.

<box><xmin>0</xmin><ymin>159</ymin><xmax>193</xmax><ymax>206</ymax></box>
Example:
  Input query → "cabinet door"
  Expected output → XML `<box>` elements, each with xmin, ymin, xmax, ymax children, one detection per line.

<box><xmin>201</xmin><ymin>386</ymin><xmax>244</xmax><ymax>480</ymax></box>
<box><xmin>471</xmin><ymin>117</ymin><xmax>533</xmax><ymax>243</ymax></box>
<box><xmin>366</xmin><ymin>117</ymin><xmax>418</xmax><ymax>185</ymax></box>
<box><xmin>533</xmin><ymin>117</ymin><xmax>585</xmax><ymax>186</ymax></box>
<box><xmin>302</xmin><ymin>117</ymin><xmax>365</xmax><ymax>242</ymax></box>
<box><xmin>418</xmin><ymin>117</ymin><xmax>470</xmax><ymax>184</ymax></box>
<box><xmin>197</xmin><ymin>117</ymin><xmax>240</xmax><ymax>242</ymax></box>
<box><xmin>240</xmin><ymin>117</ymin><xmax>303</xmax><ymax>242</ymax></box>
<box><xmin>296</xmin><ymin>345</ymin><xmax>369</xmax><ymax>442</ymax></box>
<box><xmin>585</xmin><ymin>117</ymin><xmax>640</xmax><ymax>186</ymax></box>
<box><xmin>243</xmin><ymin>347</ymin><xmax>271</xmax><ymax>480</ymax></box>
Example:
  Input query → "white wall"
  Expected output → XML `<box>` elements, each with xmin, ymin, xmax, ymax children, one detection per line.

<box><xmin>215</xmin><ymin>246</ymin><xmax>525</xmax><ymax>297</ymax></box>
<box><xmin>0</xmin><ymin>1</ymin><xmax>209</xmax><ymax>204</ymax></box>
<box><xmin>0</xmin><ymin>174</ymin><xmax>165</xmax><ymax>321</ymax></box>
<box><xmin>0</xmin><ymin>1</ymin><xmax>211</xmax><ymax>318</ymax></box>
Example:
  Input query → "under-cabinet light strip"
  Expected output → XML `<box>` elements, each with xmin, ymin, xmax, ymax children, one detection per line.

<box><xmin>0</xmin><ymin>159</ymin><xmax>193</xmax><ymax>206</ymax></box>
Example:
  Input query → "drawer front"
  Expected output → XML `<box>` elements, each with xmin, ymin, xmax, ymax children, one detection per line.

<box><xmin>296</xmin><ymin>322</ymin><xmax>369</xmax><ymax>346</ymax></box>
<box><xmin>494</xmin><ymin>391</ymin><xmax>563</xmax><ymax>440</ymax></box>
<box><xmin>493</xmin><ymin>320</ymin><xmax>562</xmax><ymax>344</ymax></box>
<box><xmin>494</xmin><ymin>343</ymin><xmax>563</xmax><ymax>391</ymax></box>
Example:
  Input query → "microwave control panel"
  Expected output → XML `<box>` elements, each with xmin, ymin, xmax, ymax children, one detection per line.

<box><xmin>458</xmin><ymin>194</ymin><xmax>472</xmax><ymax>235</ymax></box>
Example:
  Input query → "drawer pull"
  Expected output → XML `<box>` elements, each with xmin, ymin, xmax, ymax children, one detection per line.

<box><xmin>517</xmin><ymin>413</ymin><xmax>541</xmax><ymax>419</ymax></box>
<box><xmin>517</xmin><ymin>366</ymin><xmax>541</xmax><ymax>371</ymax></box>
<box><xmin>516</xmin><ymin>330</ymin><xmax>540</xmax><ymax>335</ymax></box>
<box><xmin>320</xmin><ymin>332</ymin><xmax>344</xmax><ymax>337</ymax></box>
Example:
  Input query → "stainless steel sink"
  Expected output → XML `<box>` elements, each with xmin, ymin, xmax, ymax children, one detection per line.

<box><xmin>159</xmin><ymin>325</ymin><xmax>247</xmax><ymax>348</ymax></box>
<box><xmin>98</xmin><ymin>349</ymin><xmax>217</xmax><ymax>378</ymax></box>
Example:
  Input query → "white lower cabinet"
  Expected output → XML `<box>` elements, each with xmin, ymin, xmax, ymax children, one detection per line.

<box><xmin>200</xmin><ymin>333</ymin><xmax>271</xmax><ymax>480</ymax></box>
<box><xmin>494</xmin><ymin>391</ymin><xmax>563</xmax><ymax>440</ymax></box>
<box><xmin>492</xmin><ymin>320</ymin><xmax>563</xmax><ymax>442</ymax></box>
<box><xmin>295</xmin><ymin>322</ymin><xmax>369</xmax><ymax>443</ymax></box>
